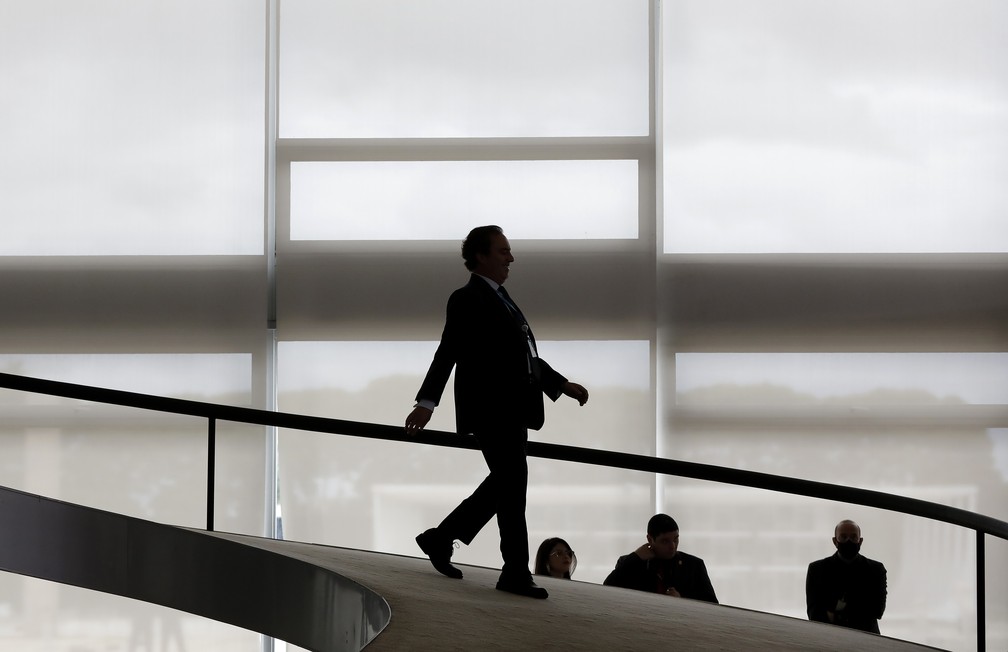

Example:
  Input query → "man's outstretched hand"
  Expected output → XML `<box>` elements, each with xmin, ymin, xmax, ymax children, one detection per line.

<box><xmin>562</xmin><ymin>382</ymin><xmax>589</xmax><ymax>406</ymax></box>
<box><xmin>405</xmin><ymin>405</ymin><xmax>432</xmax><ymax>435</ymax></box>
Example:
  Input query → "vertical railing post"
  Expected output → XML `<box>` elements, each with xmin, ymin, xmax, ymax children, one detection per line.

<box><xmin>976</xmin><ymin>530</ymin><xmax>985</xmax><ymax>652</ymax></box>
<box><xmin>207</xmin><ymin>417</ymin><xmax>216</xmax><ymax>532</ymax></box>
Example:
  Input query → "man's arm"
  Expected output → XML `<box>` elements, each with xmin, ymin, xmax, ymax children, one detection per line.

<box><xmin>692</xmin><ymin>559</ymin><xmax>719</xmax><ymax>604</ymax></box>
<box><xmin>840</xmin><ymin>559</ymin><xmax>887</xmax><ymax>625</ymax></box>
<box><xmin>603</xmin><ymin>548</ymin><xmax>650</xmax><ymax>590</ymax></box>
<box><xmin>537</xmin><ymin>358</ymin><xmax>589</xmax><ymax>405</ymax></box>
<box><xmin>405</xmin><ymin>405</ymin><xmax>433</xmax><ymax>434</ymax></box>
<box><xmin>405</xmin><ymin>291</ymin><xmax>467</xmax><ymax>434</ymax></box>
<box><xmin>806</xmin><ymin>562</ymin><xmax>830</xmax><ymax>622</ymax></box>
<box><xmin>864</xmin><ymin>561</ymin><xmax>887</xmax><ymax>620</ymax></box>
<box><xmin>561</xmin><ymin>381</ymin><xmax>589</xmax><ymax>405</ymax></box>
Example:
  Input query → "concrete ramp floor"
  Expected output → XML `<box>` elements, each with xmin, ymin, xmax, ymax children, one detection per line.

<box><xmin>211</xmin><ymin>534</ymin><xmax>943</xmax><ymax>652</ymax></box>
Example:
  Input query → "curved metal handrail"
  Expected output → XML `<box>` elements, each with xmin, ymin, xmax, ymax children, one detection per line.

<box><xmin>1</xmin><ymin>372</ymin><xmax>1003</xmax><ymax>540</ymax></box>
<box><xmin>1</xmin><ymin>371</ymin><xmax>1005</xmax><ymax>650</ymax></box>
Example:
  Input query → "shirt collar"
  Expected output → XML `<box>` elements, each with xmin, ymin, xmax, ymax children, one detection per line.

<box><xmin>475</xmin><ymin>273</ymin><xmax>501</xmax><ymax>292</ymax></box>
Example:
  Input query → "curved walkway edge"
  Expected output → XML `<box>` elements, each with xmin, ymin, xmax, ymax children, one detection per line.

<box><xmin>0</xmin><ymin>485</ymin><xmax>389</xmax><ymax>652</ymax></box>
<box><xmin>223</xmin><ymin>535</ymin><xmax>947</xmax><ymax>652</ymax></box>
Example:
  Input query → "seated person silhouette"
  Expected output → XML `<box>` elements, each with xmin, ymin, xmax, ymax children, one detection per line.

<box><xmin>603</xmin><ymin>513</ymin><xmax>718</xmax><ymax>603</ymax></box>
<box><xmin>534</xmin><ymin>537</ymin><xmax>577</xmax><ymax>579</ymax></box>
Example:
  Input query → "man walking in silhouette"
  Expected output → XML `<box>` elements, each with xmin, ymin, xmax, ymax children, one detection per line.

<box><xmin>405</xmin><ymin>225</ymin><xmax>589</xmax><ymax>599</ymax></box>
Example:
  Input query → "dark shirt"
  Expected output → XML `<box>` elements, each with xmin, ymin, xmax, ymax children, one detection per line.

<box><xmin>806</xmin><ymin>552</ymin><xmax>887</xmax><ymax>634</ymax></box>
<box><xmin>603</xmin><ymin>551</ymin><xmax>718</xmax><ymax>604</ymax></box>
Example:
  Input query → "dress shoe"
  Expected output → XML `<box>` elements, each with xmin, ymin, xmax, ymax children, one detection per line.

<box><xmin>495</xmin><ymin>575</ymin><xmax>548</xmax><ymax>599</ymax></box>
<box><xmin>415</xmin><ymin>529</ymin><xmax>463</xmax><ymax>579</ymax></box>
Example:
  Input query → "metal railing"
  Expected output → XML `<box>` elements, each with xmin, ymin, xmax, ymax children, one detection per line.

<box><xmin>1</xmin><ymin>371</ymin><xmax>1005</xmax><ymax>650</ymax></box>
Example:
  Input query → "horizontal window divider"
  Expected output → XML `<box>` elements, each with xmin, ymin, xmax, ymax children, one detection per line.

<box><xmin>277</xmin><ymin>136</ymin><xmax>654</xmax><ymax>162</ymax></box>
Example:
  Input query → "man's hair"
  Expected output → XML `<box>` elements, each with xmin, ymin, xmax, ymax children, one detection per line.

<box><xmin>461</xmin><ymin>225</ymin><xmax>503</xmax><ymax>271</ymax></box>
<box><xmin>834</xmin><ymin>519</ymin><xmax>861</xmax><ymax>538</ymax></box>
<box><xmin>647</xmin><ymin>513</ymin><xmax>679</xmax><ymax>538</ymax></box>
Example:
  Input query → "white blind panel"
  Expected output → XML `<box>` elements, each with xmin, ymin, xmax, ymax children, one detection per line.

<box><xmin>279</xmin><ymin>340</ymin><xmax>648</xmax><ymax>400</ymax></box>
<box><xmin>276</xmin><ymin>340</ymin><xmax>652</xmax><ymax>580</ymax></box>
<box><xmin>675</xmin><ymin>352</ymin><xmax>1008</xmax><ymax>406</ymax></box>
<box><xmin>0</xmin><ymin>353</ymin><xmax>260</xmax><ymax>528</ymax></box>
<box><xmin>0</xmin><ymin>354</ymin><xmax>253</xmax><ymax>401</ymax></box>
<box><xmin>280</xmin><ymin>0</ymin><xmax>650</xmax><ymax>137</ymax></box>
<box><xmin>662</xmin><ymin>0</ymin><xmax>1008</xmax><ymax>253</ymax></box>
<box><xmin>0</xmin><ymin>1</ymin><xmax>265</xmax><ymax>255</ymax></box>
<box><xmin>290</xmin><ymin>160</ymin><xmax>639</xmax><ymax>240</ymax></box>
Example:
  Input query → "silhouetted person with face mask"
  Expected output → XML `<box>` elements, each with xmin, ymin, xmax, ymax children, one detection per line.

<box><xmin>603</xmin><ymin>513</ymin><xmax>718</xmax><ymax>603</ymax></box>
<box><xmin>806</xmin><ymin>519</ymin><xmax>887</xmax><ymax>634</ymax></box>
<box><xmin>405</xmin><ymin>225</ymin><xmax>589</xmax><ymax>600</ymax></box>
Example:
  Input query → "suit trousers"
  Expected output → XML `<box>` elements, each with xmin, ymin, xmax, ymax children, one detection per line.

<box><xmin>437</xmin><ymin>424</ymin><xmax>530</xmax><ymax>578</ymax></box>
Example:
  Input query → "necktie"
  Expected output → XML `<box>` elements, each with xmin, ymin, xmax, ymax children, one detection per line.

<box><xmin>497</xmin><ymin>286</ymin><xmax>521</xmax><ymax>319</ymax></box>
<box><xmin>497</xmin><ymin>286</ymin><xmax>539</xmax><ymax>377</ymax></box>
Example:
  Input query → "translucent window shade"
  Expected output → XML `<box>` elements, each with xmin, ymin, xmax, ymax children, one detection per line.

<box><xmin>0</xmin><ymin>2</ymin><xmax>265</xmax><ymax>255</ymax></box>
<box><xmin>289</xmin><ymin>160</ymin><xmax>639</xmax><ymax>240</ymax></box>
<box><xmin>674</xmin><ymin>353</ymin><xmax>1008</xmax><ymax>406</ymax></box>
<box><xmin>0</xmin><ymin>354</ymin><xmax>253</xmax><ymax>401</ymax></box>
<box><xmin>279</xmin><ymin>0</ymin><xmax>650</xmax><ymax>137</ymax></box>
<box><xmin>276</xmin><ymin>340</ymin><xmax>651</xmax><ymax>576</ymax></box>
<box><xmin>991</xmin><ymin>429</ymin><xmax>1008</xmax><ymax>482</ymax></box>
<box><xmin>0</xmin><ymin>353</ymin><xmax>258</xmax><ymax>530</ymax></box>
<box><xmin>277</xmin><ymin>339</ymin><xmax>649</xmax><ymax>435</ymax></box>
<box><xmin>0</xmin><ymin>581</ymin><xmax>258</xmax><ymax>652</ymax></box>
<box><xmin>279</xmin><ymin>340</ymin><xmax>647</xmax><ymax>397</ymax></box>
<box><xmin>661</xmin><ymin>0</ymin><xmax>1008</xmax><ymax>253</ymax></box>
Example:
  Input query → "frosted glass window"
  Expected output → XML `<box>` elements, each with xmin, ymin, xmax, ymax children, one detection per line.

<box><xmin>0</xmin><ymin>354</ymin><xmax>252</xmax><ymax>401</ymax></box>
<box><xmin>662</xmin><ymin>0</ymin><xmax>1008</xmax><ymax>253</ymax></box>
<box><xmin>0</xmin><ymin>2</ymin><xmax>265</xmax><ymax>255</ymax></box>
<box><xmin>0</xmin><ymin>354</ymin><xmax>258</xmax><ymax>529</ymax></box>
<box><xmin>277</xmin><ymin>339</ymin><xmax>649</xmax><ymax>445</ymax></box>
<box><xmin>0</xmin><ymin>581</ymin><xmax>257</xmax><ymax>652</ymax></box>
<box><xmin>675</xmin><ymin>352</ymin><xmax>1008</xmax><ymax>406</ymax></box>
<box><xmin>279</xmin><ymin>339</ymin><xmax>647</xmax><ymax>413</ymax></box>
<box><xmin>276</xmin><ymin>340</ymin><xmax>651</xmax><ymax>580</ymax></box>
<box><xmin>990</xmin><ymin>429</ymin><xmax>1008</xmax><ymax>482</ymax></box>
<box><xmin>280</xmin><ymin>0</ymin><xmax>649</xmax><ymax>137</ymax></box>
<box><xmin>290</xmin><ymin>160</ymin><xmax>639</xmax><ymax>240</ymax></box>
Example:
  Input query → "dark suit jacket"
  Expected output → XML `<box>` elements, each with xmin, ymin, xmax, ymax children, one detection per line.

<box><xmin>603</xmin><ymin>551</ymin><xmax>719</xmax><ymax>604</ymax></box>
<box><xmin>806</xmin><ymin>553</ymin><xmax>887</xmax><ymax>634</ymax></box>
<box><xmin>417</xmin><ymin>274</ymin><xmax>566</xmax><ymax>434</ymax></box>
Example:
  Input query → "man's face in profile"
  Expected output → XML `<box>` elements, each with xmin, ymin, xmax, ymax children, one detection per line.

<box><xmin>648</xmin><ymin>530</ymin><xmax>680</xmax><ymax>560</ymax></box>
<box><xmin>473</xmin><ymin>232</ymin><xmax>514</xmax><ymax>285</ymax></box>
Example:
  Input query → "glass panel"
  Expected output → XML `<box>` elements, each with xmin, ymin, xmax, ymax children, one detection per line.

<box><xmin>279</xmin><ymin>340</ymin><xmax>648</xmax><ymax>440</ymax></box>
<box><xmin>214</xmin><ymin>421</ymin><xmax>270</xmax><ymax>537</ymax></box>
<box><xmin>675</xmin><ymin>353</ymin><xmax>1008</xmax><ymax>406</ymax></box>
<box><xmin>662</xmin><ymin>354</ymin><xmax>1008</xmax><ymax>650</ymax></box>
<box><xmin>988</xmin><ymin>534</ymin><xmax>1008</xmax><ymax>652</ymax></box>
<box><xmin>0</xmin><ymin>580</ymin><xmax>258</xmax><ymax>652</ymax></box>
<box><xmin>290</xmin><ymin>160</ymin><xmax>639</xmax><ymax>240</ymax></box>
<box><xmin>991</xmin><ymin>429</ymin><xmax>1008</xmax><ymax>486</ymax></box>
<box><xmin>0</xmin><ymin>354</ymin><xmax>255</xmax><ymax>524</ymax></box>
<box><xmin>0</xmin><ymin>354</ymin><xmax>252</xmax><ymax>400</ymax></box>
<box><xmin>277</xmin><ymin>340</ymin><xmax>651</xmax><ymax>582</ymax></box>
<box><xmin>0</xmin><ymin>1</ymin><xmax>265</xmax><ymax>255</ymax></box>
<box><xmin>660</xmin><ymin>482</ymin><xmax>986</xmax><ymax>651</ymax></box>
<box><xmin>280</xmin><ymin>0</ymin><xmax>649</xmax><ymax>138</ymax></box>
<box><xmin>662</xmin><ymin>0</ymin><xmax>1008</xmax><ymax>253</ymax></box>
